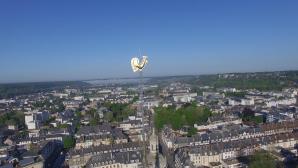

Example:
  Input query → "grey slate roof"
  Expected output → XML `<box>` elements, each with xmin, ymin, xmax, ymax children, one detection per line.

<box><xmin>85</xmin><ymin>151</ymin><xmax>142</xmax><ymax>167</ymax></box>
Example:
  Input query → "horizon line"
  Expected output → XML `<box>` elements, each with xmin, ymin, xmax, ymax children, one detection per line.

<box><xmin>0</xmin><ymin>69</ymin><xmax>297</xmax><ymax>85</ymax></box>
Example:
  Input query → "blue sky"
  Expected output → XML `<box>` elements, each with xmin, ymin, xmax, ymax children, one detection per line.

<box><xmin>1</xmin><ymin>0</ymin><xmax>298</xmax><ymax>83</ymax></box>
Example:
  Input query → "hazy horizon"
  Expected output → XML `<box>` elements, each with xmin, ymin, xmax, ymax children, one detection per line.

<box><xmin>1</xmin><ymin>1</ymin><xmax>298</xmax><ymax>83</ymax></box>
<box><xmin>1</xmin><ymin>68</ymin><xmax>297</xmax><ymax>85</ymax></box>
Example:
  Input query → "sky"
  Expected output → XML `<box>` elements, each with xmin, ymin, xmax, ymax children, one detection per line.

<box><xmin>1</xmin><ymin>0</ymin><xmax>298</xmax><ymax>83</ymax></box>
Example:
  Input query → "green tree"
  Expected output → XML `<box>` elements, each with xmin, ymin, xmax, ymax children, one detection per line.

<box><xmin>5</xmin><ymin>119</ymin><xmax>16</xmax><ymax>125</ymax></box>
<box><xmin>63</xmin><ymin>136</ymin><xmax>75</xmax><ymax>149</ymax></box>
<box><xmin>154</xmin><ymin>103</ymin><xmax>212</xmax><ymax>131</ymax></box>
<box><xmin>249</xmin><ymin>151</ymin><xmax>276</xmax><ymax>168</ymax></box>
<box><xmin>75</xmin><ymin>111</ymin><xmax>82</xmax><ymax>118</ymax></box>
<box><xmin>103</xmin><ymin>103</ymin><xmax>135</xmax><ymax>122</ymax></box>
<box><xmin>225</xmin><ymin>92</ymin><xmax>247</xmax><ymax>98</ymax></box>
<box><xmin>0</xmin><ymin>111</ymin><xmax>25</xmax><ymax>128</ymax></box>
<box><xmin>104</xmin><ymin>112</ymin><xmax>114</xmax><ymax>122</ymax></box>
<box><xmin>187</xmin><ymin>127</ymin><xmax>197</xmax><ymax>137</ymax></box>
<box><xmin>57</xmin><ymin>123</ymin><xmax>69</xmax><ymax>128</ymax></box>
<box><xmin>90</xmin><ymin>117</ymin><xmax>99</xmax><ymax>126</ymax></box>
<box><xmin>241</xmin><ymin>108</ymin><xmax>264</xmax><ymax>124</ymax></box>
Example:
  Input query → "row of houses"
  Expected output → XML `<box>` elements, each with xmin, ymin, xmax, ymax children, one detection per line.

<box><xmin>67</xmin><ymin>142</ymin><xmax>142</xmax><ymax>168</ymax></box>
<box><xmin>85</xmin><ymin>151</ymin><xmax>143</xmax><ymax>168</ymax></box>
<box><xmin>161</xmin><ymin>120</ymin><xmax>298</xmax><ymax>150</ymax></box>
<box><xmin>175</xmin><ymin>132</ymin><xmax>298</xmax><ymax>167</ymax></box>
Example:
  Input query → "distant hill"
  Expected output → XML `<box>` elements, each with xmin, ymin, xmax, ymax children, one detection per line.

<box><xmin>0</xmin><ymin>81</ymin><xmax>89</xmax><ymax>99</ymax></box>
<box><xmin>148</xmin><ymin>70</ymin><xmax>298</xmax><ymax>90</ymax></box>
<box><xmin>1</xmin><ymin>70</ymin><xmax>297</xmax><ymax>99</ymax></box>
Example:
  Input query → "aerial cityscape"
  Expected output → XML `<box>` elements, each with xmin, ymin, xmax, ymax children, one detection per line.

<box><xmin>1</xmin><ymin>1</ymin><xmax>298</xmax><ymax>168</ymax></box>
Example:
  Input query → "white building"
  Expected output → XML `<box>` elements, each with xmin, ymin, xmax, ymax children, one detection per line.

<box><xmin>74</xmin><ymin>96</ymin><xmax>85</xmax><ymax>101</ymax></box>
<box><xmin>25</xmin><ymin>111</ymin><xmax>49</xmax><ymax>130</ymax></box>
<box><xmin>241</xmin><ymin>98</ymin><xmax>254</xmax><ymax>106</ymax></box>
<box><xmin>173</xmin><ymin>93</ymin><xmax>197</xmax><ymax>103</ymax></box>
<box><xmin>222</xmin><ymin>88</ymin><xmax>237</xmax><ymax>93</ymax></box>
<box><xmin>52</xmin><ymin>93</ymin><xmax>68</xmax><ymax>98</ymax></box>
<box><xmin>266</xmin><ymin>98</ymin><xmax>296</xmax><ymax>107</ymax></box>
<box><xmin>7</xmin><ymin>124</ymin><xmax>18</xmax><ymax>130</ymax></box>
<box><xmin>229</xmin><ymin>99</ymin><xmax>241</xmax><ymax>106</ymax></box>
<box><xmin>229</xmin><ymin>98</ymin><xmax>254</xmax><ymax>106</ymax></box>
<box><xmin>0</xmin><ymin>99</ymin><xmax>15</xmax><ymax>104</ymax></box>
<box><xmin>144</xmin><ymin>99</ymin><xmax>160</xmax><ymax>109</ymax></box>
